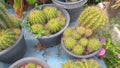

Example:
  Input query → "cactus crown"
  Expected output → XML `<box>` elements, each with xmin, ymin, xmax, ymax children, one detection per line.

<box><xmin>26</xmin><ymin>63</ymin><xmax>36</xmax><ymax>68</ymax></box>
<box><xmin>78</xmin><ymin>6</ymin><xmax>109</xmax><ymax>30</ymax></box>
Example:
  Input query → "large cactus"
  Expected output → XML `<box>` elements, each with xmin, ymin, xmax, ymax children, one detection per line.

<box><xmin>78</xmin><ymin>6</ymin><xmax>109</xmax><ymax>30</ymax></box>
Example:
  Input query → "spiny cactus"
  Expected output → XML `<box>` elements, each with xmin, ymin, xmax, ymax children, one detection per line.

<box><xmin>76</xmin><ymin>26</ymin><xmax>85</xmax><ymax>36</ymax></box>
<box><xmin>0</xmin><ymin>29</ymin><xmax>15</xmax><ymax>51</ymax></box>
<box><xmin>25</xmin><ymin>63</ymin><xmax>36</xmax><ymax>68</ymax></box>
<box><xmin>63</xmin><ymin>27</ymin><xmax>73</xmax><ymax>37</ymax></box>
<box><xmin>88</xmin><ymin>38</ymin><xmax>100</xmax><ymax>51</ymax></box>
<box><xmin>78</xmin><ymin>6</ymin><xmax>109</xmax><ymax>30</ymax></box>
<box><xmin>11</xmin><ymin>28</ymin><xmax>21</xmax><ymax>39</ymax></box>
<box><xmin>72</xmin><ymin>45</ymin><xmax>84</xmax><ymax>55</ymax></box>
<box><xmin>78</xmin><ymin>38</ymin><xmax>88</xmax><ymax>47</ymax></box>
<box><xmin>27</xmin><ymin>10</ymin><xmax>46</xmax><ymax>25</ymax></box>
<box><xmin>46</xmin><ymin>18</ymin><xmax>61</xmax><ymax>33</ymax></box>
<box><xmin>43</xmin><ymin>6</ymin><xmax>57</xmax><ymax>20</ymax></box>
<box><xmin>72</xmin><ymin>30</ymin><xmax>81</xmax><ymax>39</ymax></box>
<box><xmin>68</xmin><ymin>0</ymin><xmax>78</xmax><ymax>2</ymax></box>
<box><xmin>64</xmin><ymin>37</ymin><xmax>76</xmax><ymax>50</ymax></box>
<box><xmin>62</xmin><ymin>61</ymin><xmax>74</xmax><ymax>68</ymax></box>
<box><xmin>84</xmin><ymin>28</ymin><xmax>93</xmax><ymax>37</ymax></box>
<box><xmin>43</xmin><ymin>30</ymin><xmax>51</xmax><ymax>36</ymax></box>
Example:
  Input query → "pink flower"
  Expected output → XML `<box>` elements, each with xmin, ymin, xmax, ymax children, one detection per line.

<box><xmin>97</xmin><ymin>48</ymin><xmax>106</xmax><ymax>57</ymax></box>
<box><xmin>101</xmin><ymin>38</ymin><xmax>106</xmax><ymax>43</ymax></box>
<box><xmin>118</xmin><ymin>54</ymin><xmax>120</xmax><ymax>59</ymax></box>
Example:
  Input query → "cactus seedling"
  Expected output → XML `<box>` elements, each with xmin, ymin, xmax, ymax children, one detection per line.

<box><xmin>43</xmin><ymin>6</ymin><xmax>57</xmax><ymax>20</ymax></box>
<box><xmin>63</xmin><ymin>28</ymin><xmax>73</xmax><ymax>37</ymax></box>
<box><xmin>64</xmin><ymin>37</ymin><xmax>76</xmax><ymax>50</ymax></box>
<box><xmin>84</xmin><ymin>28</ymin><xmax>93</xmax><ymax>37</ymax></box>
<box><xmin>72</xmin><ymin>30</ymin><xmax>81</xmax><ymax>39</ymax></box>
<box><xmin>76</xmin><ymin>26</ymin><xmax>85</xmax><ymax>36</ymax></box>
<box><xmin>27</xmin><ymin>10</ymin><xmax>46</xmax><ymax>25</ymax></box>
<box><xmin>78</xmin><ymin>38</ymin><xmax>88</xmax><ymax>47</ymax></box>
<box><xmin>72</xmin><ymin>45</ymin><xmax>84</xmax><ymax>55</ymax></box>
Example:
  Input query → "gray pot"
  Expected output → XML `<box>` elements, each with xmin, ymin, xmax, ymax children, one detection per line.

<box><xmin>0</xmin><ymin>28</ymin><xmax>26</xmax><ymax>63</ymax></box>
<box><xmin>35</xmin><ymin>4</ymin><xmax>70</xmax><ymax>47</ymax></box>
<box><xmin>9</xmin><ymin>57</ymin><xmax>50</xmax><ymax>68</ymax></box>
<box><xmin>61</xmin><ymin>38</ymin><xmax>102</xmax><ymax>58</ymax></box>
<box><xmin>52</xmin><ymin>0</ymin><xmax>87</xmax><ymax>23</ymax></box>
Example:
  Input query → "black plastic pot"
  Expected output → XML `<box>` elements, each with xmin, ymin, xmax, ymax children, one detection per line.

<box><xmin>0</xmin><ymin>28</ymin><xmax>26</xmax><ymax>63</ymax></box>
<box><xmin>9</xmin><ymin>57</ymin><xmax>50</xmax><ymax>68</ymax></box>
<box><xmin>24</xmin><ymin>4</ymin><xmax>70</xmax><ymax>47</ymax></box>
<box><xmin>52</xmin><ymin>0</ymin><xmax>87</xmax><ymax>23</ymax></box>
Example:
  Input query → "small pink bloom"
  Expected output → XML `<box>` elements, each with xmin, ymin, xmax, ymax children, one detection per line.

<box><xmin>118</xmin><ymin>54</ymin><xmax>120</xmax><ymax>59</ymax></box>
<box><xmin>97</xmin><ymin>48</ymin><xmax>106</xmax><ymax>57</ymax></box>
<box><xmin>101</xmin><ymin>38</ymin><xmax>106</xmax><ymax>43</ymax></box>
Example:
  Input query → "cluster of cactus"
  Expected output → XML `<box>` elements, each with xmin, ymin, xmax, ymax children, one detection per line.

<box><xmin>63</xmin><ymin>26</ymin><xmax>101</xmax><ymax>55</ymax></box>
<box><xmin>27</xmin><ymin>6</ymin><xmax>66</xmax><ymax>37</ymax></box>
<box><xmin>20</xmin><ymin>63</ymin><xmax>43</xmax><ymax>68</ymax></box>
<box><xmin>62</xmin><ymin>59</ymin><xmax>101</xmax><ymax>68</ymax></box>
<box><xmin>78</xmin><ymin>6</ymin><xmax>109</xmax><ymax>30</ymax></box>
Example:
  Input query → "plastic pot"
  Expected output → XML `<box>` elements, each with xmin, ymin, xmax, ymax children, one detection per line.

<box><xmin>9</xmin><ymin>57</ymin><xmax>50</xmax><ymax>68</ymax></box>
<box><xmin>52</xmin><ymin>0</ymin><xmax>87</xmax><ymax>23</ymax></box>
<box><xmin>0</xmin><ymin>28</ymin><xmax>26</xmax><ymax>63</ymax></box>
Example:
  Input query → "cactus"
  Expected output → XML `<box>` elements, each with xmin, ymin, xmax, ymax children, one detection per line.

<box><xmin>63</xmin><ymin>27</ymin><xmax>73</xmax><ymax>37</ymax></box>
<box><xmin>43</xmin><ymin>30</ymin><xmax>51</xmax><ymax>36</ymax></box>
<box><xmin>43</xmin><ymin>6</ymin><xmax>57</xmax><ymax>20</ymax></box>
<box><xmin>76</xmin><ymin>26</ymin><xmax>85</xmax><ymax>36</ymax></box>
<box><xmin>46</xmin><ymin>18</ymin><xmax>61</xmax><ymax>33</ymax></box>
<box><xmin>64</xmin><ymin>37</ymin><xmax>76</xmax><ymax>50</ymax></box>
<box><xmin>72</xmin><ymin>30</ymin><xmax>81</xmax><ymax>39</ymax></box>
<box><xmin>11</xmin><ymin>28</ymin><xmax>21</xmax><ymax>39</ymax></box>
<box><xmin>84</xmin><ymin>28</ymin><xmax>93</xmax><ymax>37</ymax></box>
<box><xmin>68</xmin><ymin>0</ymin><xmax>78</xmax><ymax>2</ymax></box>
<box><xmin>27</xmin><ymin>10</ymin><xmax>46</xmax><ymax>25</ymax></box>
<box><xmin>0</xmin><ymin>29</ymin><xmax>15</xmax><ymax>51</ymax></box>
<box><xmin>26</xmin><ymin>63</ymin><xmax>36</xmax><ymax>68</ymax></box>
<box><xmin>78</xmin><ymin>38</ymin><xmax>88</xmax><ymax>47</ymax></box>
<box><xmin>62</xmin><ymin>61</ymin><xmax>74</xmax><ymax>68</ymax></box>
<box><xmin>78</xmin><ymin>6</ymin><xmax>109</xmax><ymax>30</ymax></box>
<box><xmin>88</xmin><ymin>38</ymin><xmax>100</xmax><ymax>51</ymax></box>
<box><xmin>72</xmin><ymin>45</ymin><xmax>84</xmax><ymax>55</ymax></box>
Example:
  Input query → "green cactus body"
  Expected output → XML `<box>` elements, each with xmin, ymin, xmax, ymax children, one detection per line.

<box><xmin>43</xmin><ymin>30</ymin><xmax>51</xmax><ymax>36</ymax></box>
<box><xmin>46</xmin><ymin>18</ymin><xmax>61</xmax><ymax>33</ymax></box>
<box><xmin>63</xmin><ymin>28</ymin><xmax>73</xmax><ymax>37</ymax></box>
<box><xmin>27</xmin><ymin>10</ymin><xmax>46</xmax><ymax>25</ymax></box>
<box><xmin>64</xmin><ymin>37</ymin><xmax>76</xmax><ymax>50</ymax></box>
<box><xmin>0</xmin><ymin>29</ymin><xmax>15</xmax><ymax>51</ymax></box>
<box><xmin>76</xmin><ymin>26</ymin><xmax>85</xmax><ymax>36</ymax></box>
<box><xmin>62</xmin><ymin>61</ymin><xmax>73</xmax><ymax>68</ymax></box>
<box><xmin>68</xmin><ymin>0</ymin><xmax>78</xmax><ymax>2</ymax></box>
<box><xmin>74</xmin><ymin>61</ymin><xmax>84</xmax><ymax>68</ymax></box>
<box><xmin>88</xmin><ymin>39</ymin><xmax>100</xmax><ymax>51</ymax></box>
<box><xmin>72</xmin><ymin>30</ymin><xmax>81</xmax><ymax>39</ymax></box>
<box><xmin>72</xmin><ymin>45</ymin><xmax>84</xmax><ymax>55</ymax></box>
<box><xmin>43</xmin><ymin>6</ymin><xmax>57</xmax><ymax>20</ymax></box>
<box><xmin>79</xmin><ymin>38</ymin><xmax>88</xmax><ymax>47</ymax></box>
<box><xmin>84</xmin><ymin>28</ymin><xmax>93</xmax><ymax>37</ymax></box>
<box><xmin>26</xmin><ymin>63</ymin><xmax>36</xmax><ymax>68</ymax></box>
<box><xmin>78</xmin><ymin>6</ymin><xmax>108</xmax><ymax>30</ymax></box>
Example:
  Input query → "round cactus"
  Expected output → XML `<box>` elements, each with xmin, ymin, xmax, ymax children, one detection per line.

<box><xmin>43</xmin><ymin>30</ymin><xmax>51</xmax><ymax>36</ymax></box>
<box><xmin>84</xmin><ymin>28</ymin><xmax>93</xmax><ymax>37</ymax></box>
<box><xmin>46</xmin><ymin>18</ymin><xmax>61</xmax><ymax>33</ymax></box>
<box><xmin>78</xmin><ymin>38</ymin><xmax>88</xmax><ymax>47</ymax></box>
<box><xmin>43</xmin><ymin>6</ymin><xmax>57</xmax><ymax>20</ymax></box>
<box><xmin>63</xmin><ymin>27</ymin><xmax>73</xmax><ymax>37</ymax></box>
<box><xmin>0</xmin><ymin>29</ymin><xmax>15</xmax><ymax>51</ymax></box>
<box><xmin>62</xmin><ymin>61</ymin><xmax>74</xmax><ymax>68</ymax></box>
<box><xmin>64</xmin><ymin>37</ymin><xmax>76</xmax><ymax>50</ymax></box>
<box><xmin>78</xmin><ymin>6</ymin><xmax>109</xmax><ymax>30</ymax></box>
<box><xmin>76</xmin><ymin>26</ymin><xmax>85</xmax><ymax>36</ymax></box>
<box><xmin>88</xmin><ymin>38</ymin><xmax>100</xmax><ymax>51</ymax></box>
<box><xmin>72</xmin><ymin>45</ymin><xmax>84</xmax><ymax>55</ymax></box>
<box><xmin>26</xmin><ymin>63</ymin><xmax>36</xmax><ymax>68</ymax></box>
<box><xmin>27</xmin><ymin>10</ymin><xmax>46</xmax><ymax>25</ymax></box>
<box><xmin>72</xmin><ymin>30</ymin><xmax>81</xmax><ymax>39</ymax></box>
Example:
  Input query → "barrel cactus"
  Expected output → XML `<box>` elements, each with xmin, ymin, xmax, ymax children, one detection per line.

<box><xmin>43</xmin><ymin>6</ymin><xmax>57</xmax><ymax>20</ymax></box>
<box><xmin>62</xmin><ymin>61</ymin><xmax>74</xmax><ymax>68</ymax></box>
<box><xmin>72</xmin><ymin>45</ymin><xmax>84</xmax><ymax>55</ymax></box>
<box><xmin>63</xmin><ymin>28</ymin><xmax>73</xmax><ymax>37</ymax></box>
<box><xmin>64</xmin><ymin>37</ymin><xmax>76</xmax><ymax>50</ymax></box>
<box><xmin>26</xmin><ymin>63</ymin><xmax>36</xmax><ymax>68</ymax></box>
<box><xmin>78</xmin><ymin>6</ymin><xmax>109</xmax><ymax>30</ymax></box>
<box><xmin>78</xmin><ymin>38</ymin><xmax>88</xmax><ymax>47</ymax></box>
<box><xmin>88</xmin><ymin>38</ymin><xmax>100</xmax><ymax>51</ymax></box>
<box><xmin>0</xmin><ymin>29</ymin><xmax>15</xmax><ymax>51</ymax></box>
<box><xmin>27</xmin><ymin>10</ymin><xmax>46</xmax><ymax>25</ymax></box>
<box><xmin>76</xmin><ymin>26</ymin><xmax>85</xmax><ymax>36</ymax></box>
<box><xmin>84</xmin><ymin>28</ymin><xmax>93</xmax><ymax>37</ymax></box>
<box><xmin>46</xmin><ymin>18</ymin><xmax>61</xmax><ymax>33</ymax></box>
<box><xmin>72</xmin><ymin>30</ymin><xmax>81</xmax><ymax>39</ymax></box>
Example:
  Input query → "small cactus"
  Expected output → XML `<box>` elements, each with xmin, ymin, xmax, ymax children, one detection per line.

<box><xmin>78</xmin><ymin>6</ymin><xmax>109</xmax><ymax>30</ymax></box>
<box><xmin>0</xmin><ymin>29</ymin><xmax>15</xmax><ymax>51</ymax></box>
<box><xmin>72</xmin><ymin>45</ymin><xmax>84</xmax><ymax>55</ymax></box>
<box><xmin>84</xmin><ymin>28</ymin><xmax>93</xmax><ymax>37</ymax></box>
<box><xmin>43</xmin><ymin>6</ymin><xmax>57</xmax><ymax>20</ymax></box>
<box><xmin>72</xmin><ymin>30</ymin><xmax>81</xmax><ymax>39</ymax></box>
<box><xmin>62</xmin><ymin>61</ymin><xmax>74</xmax><ymax>68</ymax></box>
<box><xmin>46</xmin><ymin>18</ymin><xmax>61</xmax><ymax>33</ymax></box>
<box><xmin>64</xmin><ymin>37</ymin><xmax>76</xmax><ymax>50</ymax></box>
<box><xmin>63</xmin><ymin>27</ymin><xmax>73</xmax><ymax>37</ymax></box>
<box><xmin>78</xmin><ymin>38</ymin><xmax>88</xmax><ymax>47</ymax></box>
<box><xmin>25</xmin><ymin>63</ymin><xmax>36</xmax><ymax>68</ymax></box>
<box><xmin>27</xmin><ymin>10</ymin><xmax>46</xmax><ymax>25</ymax></box>
<box><xmin>88</xmin><ymin>38</ymin><xmax>100</xmax><ymax>51</ymax></box>
<box><xmin>76</xmin><ymin>26</ymin><xmax>85</xmax><ymax>36</ymax></box>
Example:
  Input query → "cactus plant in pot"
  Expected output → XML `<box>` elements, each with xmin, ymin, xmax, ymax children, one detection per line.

<box><xmin>24</xmin><ymin>4</ymin><xmax>70</xmax><ymax>47</ymax></box>
<box><xmin>10</xmin><ymin>57</ymin><xmax>50</xmax><ymax>68</ymax></box>
<box><xmin>0</xmin><ymin>3</ymin><xmax>26</xmax><ymax>63</ymax></box>
<box><xmin>52</xmin><ymin>0</ymin><xmax>87</xmax><ymax>23</ymax></box>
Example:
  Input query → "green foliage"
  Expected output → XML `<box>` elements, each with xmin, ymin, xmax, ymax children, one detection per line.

<box><xmin>26</xmin><ymin>63</ymin><xmax>36</xmax><ymax>68</ymax></box>
<box><xmin>27</xmin><ymin>10</ymin><xmax>46</xmax><ymax>25</ymax></box>
<box><xmin>78</xmin><ymin>6</ymin><xmax>109</xmax><ymax>30</ymax></box>
<box><xmin>14</xmin><ymin>0</ymin><xmax>21</xmax><ymax>8</ymax></box>
<box><xmin>72</xmin><ymin>45</ymin><xmax>84</xmax><ymax>55</ymax></box>
<box><xmin>43</xmin><ymin>6</ymin><xmax>57</xmax><ymax>20</ymax></box>
<box><xmin>26</xmin><ymin>0</ymin><xmax>36</xmax><ymax>5</ymax></box>
<box><xmin>0</xmin><ymin>29</ymin><xmax>15</xmax><ymax>51</ymax></box>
